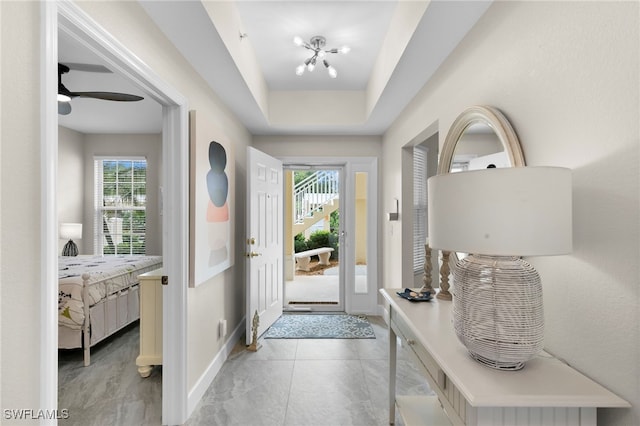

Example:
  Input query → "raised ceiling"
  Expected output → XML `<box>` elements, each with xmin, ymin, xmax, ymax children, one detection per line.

<box><xmin>58</xmin><ymin>1</ymin><xmax>492</xmax><ymax>135</ymax></box>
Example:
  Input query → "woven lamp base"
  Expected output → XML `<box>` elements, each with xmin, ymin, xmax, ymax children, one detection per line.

<box><xmin>452</xmin><ymin>255</ymin><xmax>544</xmax><ymax>371</ymax></box>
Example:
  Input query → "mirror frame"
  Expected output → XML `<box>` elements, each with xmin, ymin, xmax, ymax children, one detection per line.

<box><xmin>437</xmin><ymin>105</ymin><xmax>525</xmax><ymax>174</ymax></box>
<box><xmin>435</xmin><ymin>106</ymin><xmax>526</xmax><ymax>297</ymax></box>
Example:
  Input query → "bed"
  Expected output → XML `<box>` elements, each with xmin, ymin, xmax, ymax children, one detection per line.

<box><xmin>58</xmin><ymin>255</ymin><xmax>163</xmax><ymax>366</ymax></box>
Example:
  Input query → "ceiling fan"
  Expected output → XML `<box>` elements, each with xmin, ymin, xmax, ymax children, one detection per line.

<box><xmin>57</xmin><ymin>63</ymin><xmax>144</xmax><ymax>115</ymax></box>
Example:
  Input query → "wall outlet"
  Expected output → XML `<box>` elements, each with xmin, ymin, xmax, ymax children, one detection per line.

<box><xmin>219</xmin><ymin>319</ymin><xmax>227</xmax><ymax>338</ymax></box>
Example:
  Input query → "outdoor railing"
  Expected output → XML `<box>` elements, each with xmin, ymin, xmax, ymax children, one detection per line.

<box><xmin>294</xmin><ymin>170</ymin><xmax>339</xmax><ymax>224</ymax></box>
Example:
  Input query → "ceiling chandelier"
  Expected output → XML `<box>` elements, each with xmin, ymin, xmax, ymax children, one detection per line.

<box><xmin>293</xmin><ymin>35</ymin><xmax>350</xmax><ymax>78</ymax></box>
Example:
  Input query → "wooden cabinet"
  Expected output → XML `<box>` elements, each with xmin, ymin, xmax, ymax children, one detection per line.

<box><xmin>136</xmin><ymin>268</ymin><xmax>163</xmax><ymax>378</ymax></box>
<box><xmin>381</xmin><ymin>289</ymin><xmax>629</xmax><ymax>426</ymax></box>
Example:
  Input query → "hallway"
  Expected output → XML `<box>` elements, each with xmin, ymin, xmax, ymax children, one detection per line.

<box><xmin>59</xmin><ymin>317</ymin><xmax>431</xmax><ymax>425</ymax></box>
<box><xmin>186</xmin><ymin>316</ymin><xmax>431</xmax><ymax>425</ymax></box>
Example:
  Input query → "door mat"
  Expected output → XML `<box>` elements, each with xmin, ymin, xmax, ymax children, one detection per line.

<box><xmin>264</xmin><ymin>314</ymin><xmax>376</xmax><ymax>339</ymax></box>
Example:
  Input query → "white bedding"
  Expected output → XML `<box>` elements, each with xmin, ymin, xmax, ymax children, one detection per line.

<box><xmin>58</xmin><ymin>255</ymin><xmax>162</xmax><ymax>330</ymax></box>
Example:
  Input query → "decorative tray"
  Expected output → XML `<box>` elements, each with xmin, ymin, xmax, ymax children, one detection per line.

<box><xmin>396</xmin><ymin>288</ymin><xmax>432</xmax><ymax>302</ymax></box>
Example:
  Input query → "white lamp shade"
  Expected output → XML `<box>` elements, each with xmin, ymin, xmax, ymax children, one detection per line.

<box><xmin>428</xmin><ymin>167</ymin><xmax>572</xmax><ymax>256</ymax></box>
<box><xmin>59</xmin><ymin>223</ymin><xmax>83</xmax><ymax>240</ymax></box>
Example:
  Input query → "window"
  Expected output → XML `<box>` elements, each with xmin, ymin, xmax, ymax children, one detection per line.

<box><xmin>94</xmin><ymin>158</ymin><xmax>147</xmax><ymax>255</ymax></box>
<box><xmin>413</xmin><ymin>145</ymin><xmax>428</xmax><ymax>275</ymax></box>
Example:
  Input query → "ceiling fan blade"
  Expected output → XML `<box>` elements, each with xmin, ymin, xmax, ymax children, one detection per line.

<box><xmin>61</xmin><ymin>62</ymin><xmax>112</xmax><ymax>73</ymax></box>
<box><xmin>71</xmin><ymin>92</ymin><xmax>144</xmax><ymax>102</ymax></box>
<box><xmin>58</xmin><ymin>101</ymin><xmax>72</xmax><ymax>115</ymax></box>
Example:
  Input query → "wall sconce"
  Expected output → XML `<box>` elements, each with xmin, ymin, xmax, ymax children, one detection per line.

<box><xmin>388</xmin><ymin>198</ymin><xmax>399</xmax><ymax>221</ymax></box>
<box><xmin>60</xmin><ymin>223</ymin><xmax>83</xmax><ymax>256</ymax></box>
<box><xmin>428</xmin><ymin>167</ymin><xmax>572</xmax><ymax>370</ymax></box>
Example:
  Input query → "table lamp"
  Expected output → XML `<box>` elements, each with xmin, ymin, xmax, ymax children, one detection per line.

<box><xmin>428</xmin><ymin>167</ymin><xmax>572</xmax><ymax>370</ymax></box>
<box><xmin>60</xmin><ymin>223</ymin><xmax>83</xmax><ymax>256</ymax></box>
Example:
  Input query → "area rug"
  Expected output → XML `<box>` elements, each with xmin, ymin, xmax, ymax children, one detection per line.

<box><xmin>264</xmin><ymin>314</ymin><xmax>376</xmax><ymax>339</ymax></box>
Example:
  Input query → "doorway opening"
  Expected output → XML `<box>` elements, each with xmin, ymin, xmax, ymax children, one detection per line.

<box><xmin>277</xmin><ymin>156</ymin><xmax>378</xmax><ymax>316</ymax></box>
<box><xmin>43</xmin><ymin>3</ymin><xmax>189</xmax><ymax>424</ymax></box>
<box><xmin>284</xmin><ymin>166</ymin><xmax>344</xmax><ymax>311</ymax></box>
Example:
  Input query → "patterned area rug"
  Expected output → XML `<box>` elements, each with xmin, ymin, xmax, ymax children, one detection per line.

<box><xmin>264</xmin><ymin>314</ymin><xmax>376</xmax><ymax>339</ymax></box>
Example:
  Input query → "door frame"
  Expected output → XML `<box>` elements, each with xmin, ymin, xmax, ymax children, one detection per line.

<box><xmin>283</xmin><ymin>164</ymin><xmax>346</xmax><ymax>312</ymax></box>
<box><xmin>280</xmin><ymin>156</ymin><xmax>378</xmax><ymax>314</ymax></box>
<box><xmin>401</xmin><ymin>128</ymin><xmax>439</xmax><ymax>290</ymax></box>
<box><xmin>41</xmin><ymin>2</ymin><xmax>189</xmax><ymax>424</ymax></box>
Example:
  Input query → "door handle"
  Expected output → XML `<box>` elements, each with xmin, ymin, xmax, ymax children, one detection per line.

<box><xmin>246</xmin><ymin>251</ymin><xmax>262</xmax><ymax>258</ymax></box>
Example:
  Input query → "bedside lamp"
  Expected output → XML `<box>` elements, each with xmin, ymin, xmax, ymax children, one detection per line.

<box><xmin>60</xmin><ymin>223</ymin><xmax>83</xmax><ymax>256</ymax></box>
<box><xmin>428</xmin><ymin>167</ymin><xmax>572</xmax><ymax>370</ymax></box>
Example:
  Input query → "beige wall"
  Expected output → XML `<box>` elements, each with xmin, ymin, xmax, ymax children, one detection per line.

<box><xmin>58</xmin><ymin>126</ymin><xmax>86</xmax><ymax>254</ymax></box>
<box><xmin>1</xmin><ymin>1</ymin><xmax>42</xmax><ymax>414</ymax></box>
<box><xmin>252</xmin><ymin>135</ymin><xmax>382</xmax><ymax>159</ymax></box>
<box><xmin>382</xmin><ymin>2</ymin><xmax>639</xmax><ymax>424</ymax></box>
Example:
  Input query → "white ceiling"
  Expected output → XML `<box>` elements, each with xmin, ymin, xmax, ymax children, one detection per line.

<box><xmin>234</xmin><ymin>1</ymin><xmax>397</xmax><ymax>91</ymax></box>
<box><xmin>58</xmin><ymin>1</ymin><xmax>492</xmax><ymax>136</ymax></box>
<box><xmin>57</xmin><ymin>32</ymin><xmax>162</xmax><ymax>134</ymax></box>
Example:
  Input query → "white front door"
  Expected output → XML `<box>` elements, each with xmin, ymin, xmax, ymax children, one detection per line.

<box><xmin>246</xmin><ymin>147</ymin><xmax>284</xmax><ymax>344</ymax></box>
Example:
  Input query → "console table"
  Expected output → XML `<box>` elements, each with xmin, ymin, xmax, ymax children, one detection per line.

<box><xmin>380</xmin><ymin>289</ymin><xmax>629</xmax><ymax>426</ymax></box>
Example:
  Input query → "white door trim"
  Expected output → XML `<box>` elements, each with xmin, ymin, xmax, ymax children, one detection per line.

<box><xmin>283</xmin><ymin>164</ymin><xmax>346</xmax><ymax>312</ymax></box>
<box><xmin>41</xmin><ymin>2</ymin><xmax>189</xmax><ymax>424</ymax></box>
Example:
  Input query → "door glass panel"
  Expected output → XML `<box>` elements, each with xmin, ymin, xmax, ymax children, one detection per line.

<box><xmin>354</xmin><ymin>172</ymin><xmax>368</xmax><ymax>294</ymax></box>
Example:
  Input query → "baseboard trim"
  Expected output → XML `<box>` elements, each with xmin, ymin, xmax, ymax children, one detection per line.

<box><xmin>187</xmin><ymin>316</ymin><xmax>245</xmax><ymax>417</ymax></box>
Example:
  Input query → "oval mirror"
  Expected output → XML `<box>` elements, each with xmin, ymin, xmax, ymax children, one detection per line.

<box><xmin>435</xmin><ymin>106</ymin><xmax>526</xmax><ymax>298</ymax></box>
<box><xmin>438</xmin><ymin>105</ymin><xmax>525</xmax><ymax>174</ymax></box>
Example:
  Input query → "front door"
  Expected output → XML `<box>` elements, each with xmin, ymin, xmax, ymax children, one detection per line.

<box><xmin>246</xmin><ymin>147</ymin><xmax>284</xmax><ymax>344</ymax></box>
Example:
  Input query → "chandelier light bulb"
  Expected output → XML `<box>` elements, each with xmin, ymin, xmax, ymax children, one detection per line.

<box><xmin>295</xmin><ymin>64</ymin><xmax>305</xmax><ymax>76</ymax></box>
<box><xmin>324</xmin><ymin>60</ymin><xmax>337</xmax><ymax>78</ymax></box>
<box><xmin>318</xmin><ymin>50</ymin><xmax>326</xmax><ymax>58</ymax></box>
<box><xmin>293</xmin><ymin>35</ymin><xmax>304</xmax><ymax>46</ymax></box>
<box><xmin>307</xmin><ymin>62</ymin><xmax>315</xmax><ymax>72</ymax></box>
<box><xmin>339</xmin><ymin>46</ymin><xmax>351</xmax><ymax>54</ymax></box>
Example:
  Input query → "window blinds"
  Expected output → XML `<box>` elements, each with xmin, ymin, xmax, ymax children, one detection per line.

<box><xmin>413</xmin><ymin>145</ymin><xmax>428</xmax><ymax>274</ymax></box>
<box><xmin>94</xmin><ymin>158</ymin><xmax>147</xmax><ymax>255</ymax></box>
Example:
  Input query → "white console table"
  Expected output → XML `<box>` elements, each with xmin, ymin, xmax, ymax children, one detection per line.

<box><xmin>380</xmin><ymin>289</ymin><xmax>629</xmax><ymax>426</ymax></box>
<box><xmin>136</xmin><ymin>268</ymin><xmax>163</xmax><ymax>378</ymax></box>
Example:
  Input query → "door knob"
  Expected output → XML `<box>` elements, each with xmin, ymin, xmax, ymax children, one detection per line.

<box><xmin>246</xmin><ymin>251</ymin><xmax>262</xmax><ymax>258</ymax></box>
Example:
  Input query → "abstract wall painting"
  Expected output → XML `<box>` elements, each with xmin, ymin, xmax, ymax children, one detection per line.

<box><xmin>189</xmin><ymin>110</ymin><xmax>235</xmax><ymax>287</ymax></box>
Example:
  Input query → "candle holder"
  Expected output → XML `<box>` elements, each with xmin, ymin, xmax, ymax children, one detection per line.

<box><xmin>419</xmin><ymin>243</ymin><xmax>435</xmax><ymax>296</ymax></box>
<box><xmin>437</xmin><ymin>250</ymin><xmax>452</xmax><ymax>300</ymax></box>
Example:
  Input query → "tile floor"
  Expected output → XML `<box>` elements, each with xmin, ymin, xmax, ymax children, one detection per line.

<box><xmin>59</xmin><ymin>317</ymin><xmax>432</xmax><ymax>426</ymax></box>
<box><xmin>58</xmin><ymin>323</ymin><xmax>162</xmax><ymax>426</ymax></box>
<box><xmin>186</xmin><ymin>317</ymin><xmax>432</xmax><ymax>426</ymax></box>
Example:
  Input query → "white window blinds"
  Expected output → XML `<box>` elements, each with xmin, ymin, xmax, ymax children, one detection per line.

<box><xmin>94</xmin><ymin>158</ymin><xmax>147</xmax><ymax>255</ymax></box>
<box><xmin>413</xmin><ymin>145</ymin><xmax>428</xmax><ymax>274</ymax></box>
